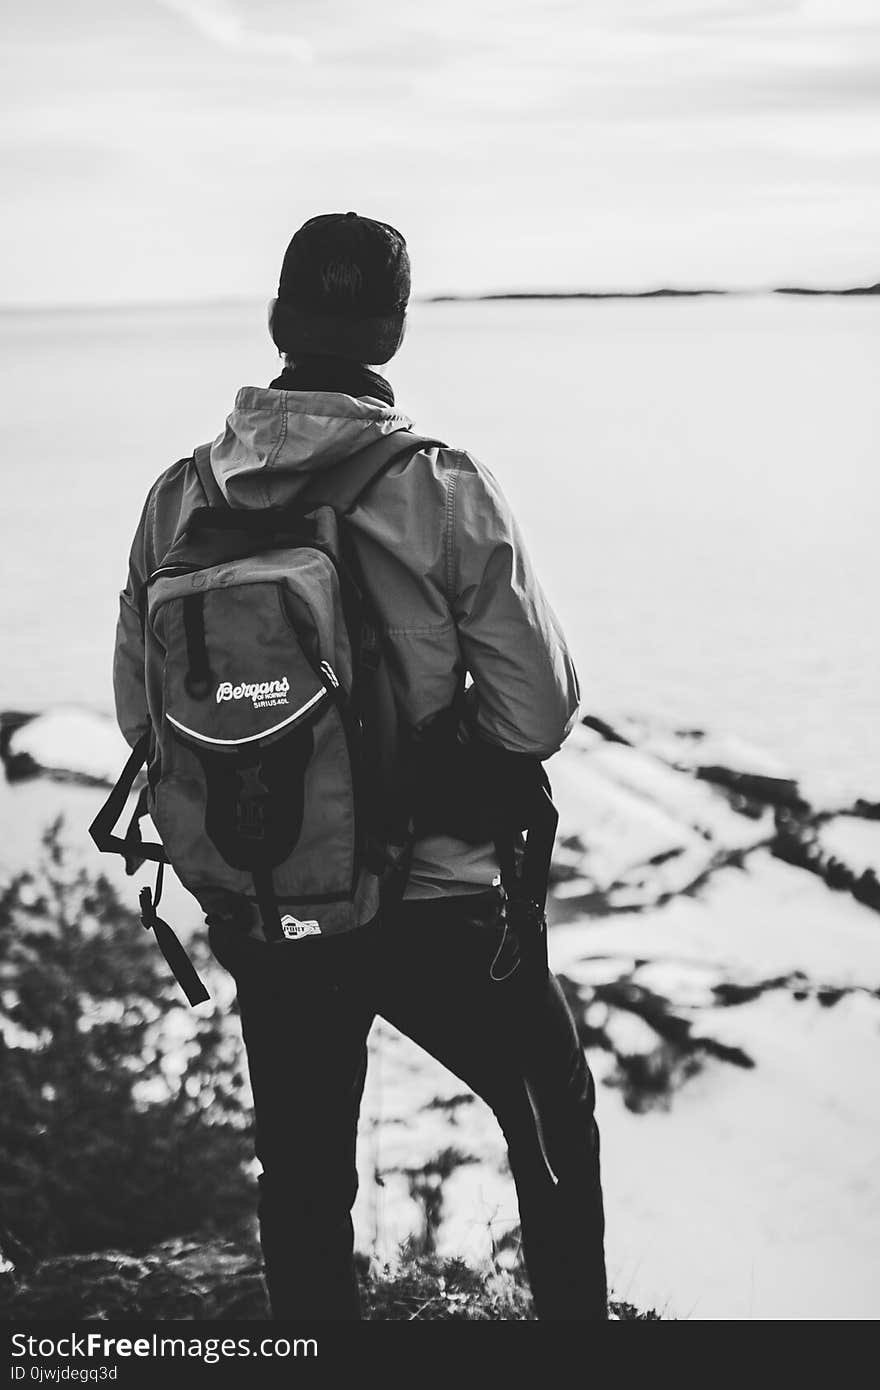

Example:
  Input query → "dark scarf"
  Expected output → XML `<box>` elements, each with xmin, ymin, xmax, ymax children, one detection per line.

<box><xmin>269</xmin><ymin>356</ymin><xmax>395</xmax><ymax>408</ymax></box>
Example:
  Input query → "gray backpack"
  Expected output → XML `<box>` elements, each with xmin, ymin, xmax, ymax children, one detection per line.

<box><xmin>91</xmin><ymin>430</ymin><xmax>441</xmax><ymax>1003</ymax></box>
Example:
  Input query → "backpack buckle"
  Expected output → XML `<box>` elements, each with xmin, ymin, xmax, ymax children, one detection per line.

<box><xmin>236</xmin><ymin>799</ymin><xmax>266</xmax><ymax>838</ymax></box>
<box><xmin>139</xmin><ymin>886</ymin><xmax>156</xmax><ymax>930</ymax></box>
<box><xmin>235</xmin><ymin>766</ymin><xmax>268</xmax><ymax>839</ymax></box>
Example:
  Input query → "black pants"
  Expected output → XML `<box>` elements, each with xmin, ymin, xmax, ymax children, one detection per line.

<box><xmin>209</xmin><ymin>890</ymin><xmax>607</xmax><ymax>1321</ymax></box>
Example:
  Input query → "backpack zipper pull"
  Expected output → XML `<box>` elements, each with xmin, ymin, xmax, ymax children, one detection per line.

<box><xmin>320</xmin><ymin>661</ymin><xmax>340</xmax><ymax>689</ymax></box>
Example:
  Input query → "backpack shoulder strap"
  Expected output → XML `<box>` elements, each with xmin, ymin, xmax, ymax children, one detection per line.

<box><xmin>192</xmin><ymin>442</ymin><xmax>226</xmax><ymax>507</ymax></box>
<box><xmin>299</xmin><ymin>430</ymin><xmax>445</xmax><ymax>516</ymax></box>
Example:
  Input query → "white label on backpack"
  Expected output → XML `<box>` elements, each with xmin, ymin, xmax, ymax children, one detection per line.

<box><xmin>280</xmin><ymin>915</ymin><xmax>322</xmax><ymax>940</ymax></box>
<box><xmin>216</xmin><ymin>677</ymin><xmax>290</xmax><ymax>710</ymax></box>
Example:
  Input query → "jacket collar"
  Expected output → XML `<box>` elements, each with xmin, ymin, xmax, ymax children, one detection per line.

<box><xmin>269</xmin><ymin>357</ymin><xmax>395</xmax><ymax>408</ymax></box>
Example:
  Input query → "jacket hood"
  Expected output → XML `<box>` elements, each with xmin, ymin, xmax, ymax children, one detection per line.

<box><xmin>209</xmin><ymin>387</ymin><xmax>414</xmax><ymax>509</ymax></box>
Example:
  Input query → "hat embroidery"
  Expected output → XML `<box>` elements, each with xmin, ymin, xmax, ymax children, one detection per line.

<box><xmin>322</xmin><ymin>260</ymin><xmax>363</xmax><ymax>299</ymax></box>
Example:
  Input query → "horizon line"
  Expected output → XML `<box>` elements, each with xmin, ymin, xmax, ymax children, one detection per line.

<box><xmin>0</xmin><ymin>282</ymin><xmax>877</xmax><ymax>317</ymax></box>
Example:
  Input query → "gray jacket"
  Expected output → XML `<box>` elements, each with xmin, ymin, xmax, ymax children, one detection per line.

<box><xmin>114</xmin><ymin>387</ymin><xmax>580</xmax><ymax>895</ymax></box>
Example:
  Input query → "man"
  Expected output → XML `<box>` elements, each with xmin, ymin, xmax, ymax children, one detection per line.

<box><xmin>113</xmin><ymin>212</ymin><xmax>606</xmax><ymax>1321</ymax></box>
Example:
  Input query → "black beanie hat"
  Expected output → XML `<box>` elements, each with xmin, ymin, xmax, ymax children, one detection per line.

<box><xmin>271</xmin><ymin>211</ymin><xmax>410</xmax><ymax>365</ymax></box>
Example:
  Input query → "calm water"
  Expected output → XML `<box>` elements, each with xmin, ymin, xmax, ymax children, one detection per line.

<box><xmin>1</xmin><ymin>296</ymin><xmax>877</xmax><ymax>788</ymax></box>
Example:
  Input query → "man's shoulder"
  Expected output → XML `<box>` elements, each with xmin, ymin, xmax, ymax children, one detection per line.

<box><xmin>404</xmin><ymin>438</ymin><xmax>497</xmax><ymax>494</ymax></box>
<box><xmin>427</xmin><ymin>442</ymin><xmax>509</xmax><ymax>513</ymax></box>
<box><xmin>140</xmin><ymin>450</ymin><xmax>206</xmax><ymax>528</ymax></box>
<box><xmin>429</xmin><ymin>441</ymin><xmax>482</xmax><ymax>474</ymax></box>
<box><xmin>379</xmin><ymin>437</ymin><xmax>504</xmax><ymax>521</ymax></box>
<box><xmin>382</xmin><ymin>437</ymin><xmax>517</xmax><ymax>554</ymax></box>
<box><xmin>135</xmin><ymin>452</ymin><xmax>203</xmax><ymax>572</ymax></box>
<box><xmin>147</xmin><ymin>452</ymin><xmax>196</xmax><ymax>499</ymax></box>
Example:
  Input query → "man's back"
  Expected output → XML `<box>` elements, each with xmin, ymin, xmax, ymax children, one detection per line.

<box><xmin>114</xmin><ymin>377</ymin><xmax>579</xmax><ymax>898</ymax></box>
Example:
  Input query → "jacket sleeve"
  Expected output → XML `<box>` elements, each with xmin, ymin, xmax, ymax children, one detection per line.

<box><xmin>113</xmin><ymin>490</ymin><xmax>154</xmax><ymax>748</ymax></box>
<box><xmin>448</xmin><ymin>455</ymin><xmax>580</xmax><ymax>758</ymax></box>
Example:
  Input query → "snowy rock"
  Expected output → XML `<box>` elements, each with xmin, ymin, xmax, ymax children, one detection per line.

<box><xmin>1</xmin><ymin>707</ymin><xmax>131</xmax><ymax>788</ymax></box>
<box><xmin>818</xmin><ymin>816</ymin><xmax>880</xmax><ymax>878</ymax></box>
<box><xmin>549</xmin><ymin>724</ymin><xmax>773</xmax><ymax>909</ymax></box>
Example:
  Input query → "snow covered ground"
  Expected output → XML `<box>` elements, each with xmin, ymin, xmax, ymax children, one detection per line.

<box><xmin>2</xmin><ymin>705</ymin><xmax>879</xmax><ymax>1320</ymax></box>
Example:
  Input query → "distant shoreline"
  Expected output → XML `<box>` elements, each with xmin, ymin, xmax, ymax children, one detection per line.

<box><xmin>426</xmin><ymin>283</ymin><xmax>880</xmax><ymax>303</ymax></box>
<box><xmin>0</xmin><ymin>283</ymin><xmax>878</xmax><ymax>317</ymax></box>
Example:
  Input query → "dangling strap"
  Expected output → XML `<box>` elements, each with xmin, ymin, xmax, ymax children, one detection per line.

<box><xmin>139</xmin><ymin>865</ymin><xmax>210</xmax><ymax>1007</ymax></box>
<box><xmin>89</xmin><ymin>732</ymin><xmax>166</xmax><ymax>867</ymax></box>
<box><xmin>91</xmin><ymin>736</ymin><xmax>209</xmax><ymax>1005</ymax></box>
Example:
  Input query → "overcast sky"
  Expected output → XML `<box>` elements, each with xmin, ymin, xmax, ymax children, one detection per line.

<box><xmin>2</xmin><ymin>0</ymin><xmax>878</xmax><ymax>305</ymax></box>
